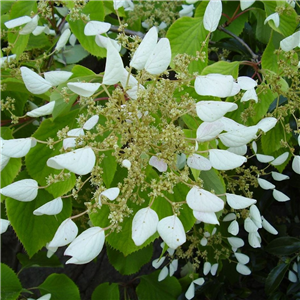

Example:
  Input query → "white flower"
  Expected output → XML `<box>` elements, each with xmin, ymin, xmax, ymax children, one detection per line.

<box><xmin>44</xmin><ymin>71</ymin><xmax>73</xmax><ymax>86</ymax></box>
<box><xmin>122</xmin><ymin>159</ymin><xmax>131</xmax><ymax>169</ymax></box>
<box><xmin>28</xmin><ymin>293</ymin><xmax>52</xmax><ymax>300</ymax></box>
<box><xmin>149</xmin><ymin>156</ymin><xmax>168</xmax><ymax>172</ymax></box>
<box><xmin>264</xmin><ymin>12</ymin><xmax>280</xmax><ymax>28</ymax></box>
<box><xmin>132</xmin><ymin>207</ymin><xmax>159</xmax><ymax>246</ymax></box>
<box><xmin>33</xmin><ymin>197</ymin><xmax>63</xmax><ymax>216</ymax></box>
<box><xmin>0</xmin><ymin>179</ymin><xmax>38</xmax><ymax>202</ymax></box>
<box><xmin>292</xmin><ymin>155</ymin><xmax>300</xmax><ymax>174</ymax></box>
<box><xmin>4</xmin><ymin>16</ymin><xmax>32</xmax><ymax>29</ymax></box>
<box><xmin>158</xmin><ymin>266</ymin><xmax>168</xmax><ymax>281</ymax></box>
<box><xmin>203</xmin><ymin>0</ymin><xmax>222</xmax><ymax>32</ymax></box>
<box><xmin>67</xmin><ymin>82</ymin><xmax>101</xmax><ymax>97</ymax></box>
<box><xmin>236</xmin><ymin>263</ymin><xmax>251</xmax><ymax>275</ymax></box>
<box><xmin>193</xmin><ymin>211</ymin><xmax>220</xmax><ymax>224</ymax></box>
<box><xmin>271</xmin><ymin>152</ymin><xmax>289</xmax><ymax>166</ymax></box>
<box><xmin>280</xmin><ymin>31</ymin><xmax>300</xmax><ymax>52</ymax></box>
<box><xmin>55</xmin><ymin>28</ymin><xmax>71</xmax><ymax>51</ymax></box>
<box><xmin>1</xmin><ymin>219</ymin><xmax>10</xmax><ymax>234</ymax></box>
<box><xmin>262</xmin><ymin>216</ymin><xmax>278</xmax><ymax>235</ymax></box>
<box><xmin>27</xmin><ymin>101</ymin><xmax>56</xmax><ymax>118</ymax></box>
<box><xmin>48</xmin><ymin>218</ymin><xmax>78</xmax><ymax>248</ymax></box>
<box><xmin>113</xmin><ymin>0</ymin><xmax>134</xmax><ymax>11</ymax></box>
<box><xmin>209</xmin><ymin>149</ymin><xmax>247</xmax><ymax>170</ymax></box>
<box><xmin>226</xmin><ymin>193</ymin><xmax>257</xmax><ymax>209</ymax></box>
<box><xmin>98</xmin><ymin>187</ymin><xmax>120</xmax><ymax>205</ymax></box>
<box><xmin>257</xmin><ymin>178</ymin><xmax>275</xmax><ymax>190</ymax></box>
<box><xmin>187</xmin><ymin>154</ymin><xmax>212</xmax><ymax>171</ymax></box>
<box><xmin>0</xmin><ymin>137</ymin><xmax>36</xmax><ymax>158</ymax></box>
<box><xmin>179</xmin><ymin>4</ymin><xmax>194</xmax><ymax>17</ymax></box>
<box><xmin>19</xmin><ymin>15</ymin><xmax>39</xmax><ymax>35</ymax></box>
<box><xmin>0</xmin><ymin>54</ymin><xmax>17</xmax><ymax>67</ymax></box>
<box><xmin>240</xmin><ymin>0</ymin><xmax>255</xmax><ymax>11</ymax></box>
<box><xmin>84</xmin><ymin>21</ymin><xmax>111</xmax><ymax>36</ymax></box>
<box><xmin>157</xmin><ymin>215</ymin><xmax>186</xmax><ymax>249</ymax></box>
<box><xmin>64</xmin><ymin>227</ymin><xmax>105</xmax><ymax>264</ymax></box>
<box><xmin>228</xmin><ymin>220</ymin><xmax>239</xmax><ymax>236</ymax></box>
<box><xmin>152</xmin><ymin>256</ymin><xmax>166</xmax><ymax>269</ymax></box>
<box><xmin>196</xmin><ymin>120</ymin><xmax>224</xmax><ymax>142</ymax></box>
<box><xmin>273</xmin><ymin>189</ymin><xmax>290</xmax><ymax>202</ymax></box>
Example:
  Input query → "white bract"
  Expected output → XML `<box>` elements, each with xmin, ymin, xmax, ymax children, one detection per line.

<box><xmin>48</xmin><ymin>218</ymin><xmax>78</xmax><ymax>248</ymax></box>
<box><xmin>1</xmin><ymin>137</ymin><xmax>36</xmax><ymax>158</ymax></box>
<box><xmin>292</xmin><ymin>156</ymin><xmax>300</xmax><ymax>174</ymax></box>
<box><xmin>195</xmin><ymin>74</ymin><xmax>240</xmax><ymax>98</ymax></box>
<box><xmin>55</xmin><ymin>28</ymin><xmax>71</xmax><ymax>51</ymax></box>
<box><xmin>132</xmin><ymin>207</ymin><xmax>159</xmax><ymax>246</ymax></box>
<box><xmin>219</xmin><ymin>126</ymin><xmax>258</xmax><ymax>147</ymax></box>
<box><xmin>280</xmin><ymin>31</ymin><xmax>300</xmax><ymax>52</ymax></box>
<box><xmin>240</xmin><ymin>0</ymin><xmax>255</xmax><ymax>10</ymax></box>
<box><xmin>20</xmin><ymin>67</ymin><xmax>53</xmax><ymax>94</ymax></box>
<box><xmin>196</xmin><ymin>120</ymin><xmax>224</xmax><ymax>142</ymax></box>
<box><xmin>28</xmin><ymin>294</ymin><xmax>52</xmax><ymax>300</ymax></box>
<box><xmin>149</xmin><ymin>156</ymin><xmax>167</xmax><ymax>172</ymax></box>
<box><xmin>226</xmin><ymin>193</ymin><xmax>257</xmax><ymax>209</ymax></box>
<box><xmin>228</xmin><ymin>220</ymin><xmax>239</xmax><ymax>236</ymax></box>
<box><xmin>157</xmin><ymin>215</ymin><xmax>186</xmax><ymax>249</ymax></box>
<box><xmin>83</xmin><ymin>115</ymin><xmax>99</xmax><ymax>130</ymax></box>
<box><xmin>19</xmin><ymin>15</ymin><xmax>39</xmax><ymax>35</ymax></box>
<box><xmin>158</xmin><ymin>266</ymin><xmax>168</xmax><ymax>282</ymax></box>
<box><xmin>120</xmin><ymin>69</ymin><xmax>145</xmax><ymax>100</ymax></box>
<box><xmin>256</xmin><ymin>154</ymin><xmax>274</xmax><ymax>163</ymax></box>
<box><xmin>67</xmin><ymin>82</ymin><xmax>101</xmax><ymax>97</ymax></box>
<box><xmin>0</xmin><ymin>54</ymin><xmax>17</xmax><ymax>67</ymax></box>
<box><xmin>99</xmin><ymin>187</ymin><xmax>120</xmax><ymax>205</ymax></box>
<box><xmin>95</xmin><ymin>34</ymin><xmax>121</xmax><ymax>51</ymax></box>
<box><xmin>1</xmin><ymin>219</ymin><xmax>10</xmax><ymax>234</ymax></box>
<box><xmin>235</xmin><ymin>252</ymin><xmax>250</xmax><ymax>264</ymax></box>
<box><xmin>84</xmin><ymin>21</ymin><xmax>111</xmax><ymax>36</ymax></box>
<box><xmin>271</xmin><ymin>172</ymin><xmax>289</xmax><ymax>181</ymax></box>
<box><xmin>196</xmin><ymin>101</ymin><xmax>238</xmax><ymax>122</ymax></box>
<box><xmin>152</xmin><ymin>256</ymin><xmax>166</xmax><ymax>269</ymax></box>
<box><xmin>262</xmin><ymin>216</ymin><xmax>278</xmax><ymax>235</ymax></box>
<box><xmin>241</xmin><ymin>88</ymin><xmax>258</xmax><ymax>102</ymax></box>
<box><xmin>249</xmin><ymin>205</ymin><xmax>262</xmax><ymax>228</ymax></box>
<box><xmin>4</xmin><ymin>16</ymin><xmax>32</xmax><ymax>29</ymax></box>
<box><xmin>203</xmin><ymin>0</ymin><xmax>222</xmax><ymax>32</ymax></box>
<box><xmin>113</xmin><ymin>0</ymin><xmax>134</xmax><ymax>11</ymax></box>
<box><xmin>47</xmin><ymin>147</ymin><xmax>96</xmax><ymax>175</ymax></box>
<box><xmin>0</xmin><ymin>179</ymin><xmax>38</xmax><ymax>202</ymax></box>
<box><xmin>271</xmin><ymin>152</ymin><xmax>289</xmax><ymax>166</ymax></box>
<box><xmin>27</xmin><ymin>101</ymin><xmax>55</xmax><ymax>118</ymax></box>
<box><xmin>33</xmin><ymin>197</ymin><xmax>63</xmax><ymax>216</ymax></box>
<box><xmin>273</xmin><ymin>189</ymin><xmax>290</xmax><ymax>202</ymax></box>
<box><xmin>227</xmin><ymin>237</ymin><xmax>244</xmax><ymax>249</ymax></box>
<box><xmin>264</xmin><ymin>12</ymin><xmax>280</xmax><ymax>28</ymax></box>
<box><xmin>179</xmin><ymin>4</ymin><xmax>195</xmax><ymax>17</ymax></box>
<box><xmin>187</xmin><ymin>154</ymin><xmax>212</xmax><ymax>171</ymax></box>
<box><xmin>44</xmin><ymin>71</ymin><xmax>73</xmax><ymax>86</ymax></box>
<box><xmin>193</xmin><ymin>211</ymin><xmax>219</xmax><ymax>224</ymax></box>
<box><xmin>257</xmin><ymin>178</ymin><xmax>275</xmax><ymax>190</ymax></box>
<box><xmin>64</xmin><ymin>227</ymin><xmax>105</xmax><ymax>264</ymax></box>
<box><xmin>209</xmin><ymin>149</ymin><xmax>247</xmax><ymax>170</ymax></box>
<box><xmin>236</xmin><ymin>263</ymin><xmax>251</xmax><ymax>275</ymax></box>
<box><xmin>102</xmin><ymin>39</ymin><xmax>124</xmax><ymax>85</ymax></box>
<box><xmin>186</xmin><ymin>186</ymin><xmax>224</xmax><ymax>212</ymax></box>
<box><xmin>256</xmin><ymin>117</ymin><xmax>277</xmax><ymax>132</ymax></box>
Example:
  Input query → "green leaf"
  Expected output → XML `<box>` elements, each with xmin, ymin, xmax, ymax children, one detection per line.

<box><xmin>107</xmin><ymin>244</ymin><xmax>153</xmax><ymax>275</ymax></box>
<box><xmin>55</xmin><ymin>45</ymin><xmax>90</xmax><ymax>64</ymax></box>
<box><xmin>8</xmin><ymin>1</ymin><xmax>37</xmax><ymax>56</ymax></box>
<box><xmin>6</xmin><ymin>187</ymin><xmax>72</xmax><ymax>257</ymax></box>
<box><xmin>100</xmin><ymin>150</ymin><xmax>117</xmax><ymax>188</ymax></box>
<box><xmin>201</xmin><ymin>61</ymin><xmax>240</xmax><ymax>78</ymax></box>
<box><xmin>25</xmin><ymin>110</ymin><xmax>79</xmax><ymax>198</ymax></box>
<box><xmin>265</xmin><ymin>263</ymin><xmax>289</xmax><ymax>295</ymax></box>
<box><xmin>91</xmin><ymin>282</ymin><xmax>120</xmax><ymax>300</ymax></box>
<box><xmin>1</xmin><ymin>263</ymin><xmax>22</xmax><ymax>300</ymax></box>
<box><xmin>71</xmin><ymin>65</ymin><xmax>96</xmax><ymax>78</ymax></box>
<box><xmin>261</xmin><ymin>122</ymin><xmax>285</xmax><ymax>155</ymax></box>
<box><xmin>166</xmin><ymin>17</ymin><xmax>208</xmax><ymax>74</ymax></box>
<box><xmin>17</xmin><ymin>251</ymin><xmax>63</xmax><ymax>269</ymax></box>
<box><xmin>27</xmin><ymin>33</ymin><xmax>51</xmax><ymax>50</ymax></box>
<box><xmin>0</xmin><ymin>127</ymin><xmax>22</xmax><ymax>190</ymax></box>
<box><xmin>39</xmin><ymin>274</ymin><xmax>80</xmax><ymax>300</ymax></box>
<box><xmin>251</xmin><ymin>8</ymin><xmax>272</xmax><ymax>44</ymax></box>
<box><xmin>200</xmin><ymin>168</ymin><xmax>226</xmax><ymax>196</ymax></box>
<box><xmin>136</xmin><ymin>270</ymin><xmax>182</xmax><ymax>300</ymax></box>
<box><xmin>1</xmin><ymin>1</ymin><xmax>14</xmax><ymax>14</ymax></box>
<box><xmin>261</xmin><ymin>31</ymin><xmax>279</xmax><ymax>73</ymax></box>
<box><xmin>51</xmin><ymin>91</ymin><xmax>78</xmax><ymax>120</ymax></box>
<box><xmin>265</xmin><ymin>236</ymin><xmax>300</xmax><ymax>256</ymax></box>
<box><xmin>67</xmin><ymin>1</ymin><xmax>106</xmax><ymax>57</ymax></box>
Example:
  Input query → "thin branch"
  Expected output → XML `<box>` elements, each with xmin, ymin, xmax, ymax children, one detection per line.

<box><xmin>109</xmin><ymin>25</ymin><xmax>145</xmax><ymax>38</ymax></box>
<box><xmin>218</xmin><ymin>26</ymin><xmax>259</xmax><ymax>61</ymax></box>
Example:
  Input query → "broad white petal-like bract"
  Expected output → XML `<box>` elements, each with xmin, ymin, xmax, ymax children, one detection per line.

<box><xmin>292</xmin><ymin>156</ymin><xmax>300</xmax><ymax>174</ymax></box>
<box><xmin>257</xmin><ymin>178</ymin><xmax>275</xmax><ymax>190</ymax></box>
<box><xmin>152</xmin><ymin>256</ymin><xmax>166</xmax><ymax>269</ymax></box>
<box><xmin>187</xmin><ymin>154</ymin><xmax>212</xmax><ymax>171</ymax></box>
<box><xmin>211</xmin><ymin>263</ymin><xmax>218</xmax><ymax>276</ymax></box>
<box><xmin>203</xmin><ymin>262</ymin><xmax>211</xmax><ymax>275</ymax></box>
<box><xmin>0</xmin><ymin>179</ymin><xmax>38</xmax><ymax>202</ymax></box>
<box><xmin>101</xmin><ymin>187</ymin><xmax>120</xmax><ymax>201</ymax></box>
<box><xmin>273</xmin><ymin>189</ymin><xmax>290</xmax><ymax>202</ymax></box>
<box><xmin>20</xmin><ymin>67</ymin><xmax>53</xmax><ymax>94</ymax></box>
<box><xmin>248</xmin><ymin>231</ymin><xmax>261</xmax><ymax>248</ymax></box>
<box><xmin>262</xmin><ymin>216</ymin><xmax>278</xmax><ymax>235</ymax></box>
<box><xmin>244</xmin><ymin>217</ymin><xmax>259</xmax><ymax>233</ymax></box>
<box><xmin>227</xmin><ymin>237</ymin><xmax>244</xmax><ymax>249</ymax></box>
<box><xmin>1</xmin><ymin>153</ymin><xmax>10</xmax><ymax>171</ymax></box>
<box><xmin>4</xmin><ymin>16</ymin><xmax>31</xmax><ymax>28</ymax></box>
<box><xmin>280</xmin><ymin>31</ymin><xmax>300</xmax><ymax>52</ymax></box>
<box><xmin>219</xmin><ymin>117</ymin><xmax>247</xmax><ymax>131</ymax></box>
<box><xmin>83</xmin><ymin>115</ymin><xmax>99</xmax><ymax>130</ymax></box>
<box><xmin>237</xmin><ymin>76</ymin><xmax>257</xmax><ymax>90</ymax></box>
<box><xmin>67</xmin><ymin>82</ymin><xmax>101</xmax><ymax>97</ymax></box>
<box><xmin>84</xmin><ymin>21</ymin><xmax>111</xmax><ymax>36</ymax></box>
<box><xmin>271</xmin><ymin>152</ymin><xmax>289</xmax><ymax>166</ymax></box>
<box><xmin>130</xmin><ymin>26</ymin><xmax>158</xmax><ymax>70</ymax></box>
<box><xmin>63</xmin><ymin>138</ymin><xmax>76</xmax><ymax>150</ymax></box>
<box><xmin>1</xmin><ymin>219</ymin><xmax>10</xmax><ymax>234</ymax></box>
<box><xmin>256</xmin><ymin>154</ymin><xmax>274</xmax><ymax>163</ymax></box>
<box><xmin>256</xmin><ymin>117</ymin><xmax>277</xmax><ymax>133</ymax></box>
<box><xmin>234</xmin><ymin>252</ymin><xmax>250</xmax><ymax>264</ymax></box>
<box><xmin>196</xmin><ymin>120</ymin><xmax>224</xmax><ymax>142</ymax></box>
<box><xmin>193</xmin><ymin>211</ymin><xmax>219</xmax><ymax>225</ymax></box>
<box><xmin>157</xmin><ymin>215</ymin><xmax>186</xmax><ymax>249</ymax></box>
<box><xmin>240</xmin><ymin>0</ymin><xmax>255</xmax><ymax>10</ymax></box>
<box><xmin>132</xmin><ymin>207</ymin><xmax>159</xmax><ymax>246</ymax></box>
<box><xmin>271</xmin><ymin>171</ymin><xmax>289</xmax><ymax>181</ymax></box>
<box><xmin>223</xmin><ymin>213</ymin><xmax>236</xmax><ymax>222</ymax></box>
<box><xmin>19</xmin><ymin>15</ymin><xmax>39</xmax><ymax>35</ymax></box>
<box><xmin>102</xmin><ymin>40</ymin><xmax>124</xmax><ymax>85</ymax></box>
<box><xmin>203</xmin><ymin>0</ymin><xmax>222</xmax><ymax>32</ymax></box>
<box><xmin>236</xmin><ymin>263</ymin><xmax>251</xmax><ymax>275</ymax></box>
<box><xmin>187</xmin><ymin>186</ymin><xmax>224</xmax><ymax>212</ymax></box>
<box><xmin>179</xmin><ymin>4</ymin><xmax>195</xmax><ymax>17</ymax></box>
<box><xmin>33</xmin><ymin>197</ymin><xmax>63</xmax><ymax>216</ymax></box>
<box><xmin>48</xmin><ymin>218</ymin><xmax>78</xmax><ymax>248</ymax></box>
<box><xmin>67</xmin><ymin>128</ymin><xmax>85</xmax><ymax>137</ymax></box>
<box><xmin>264</xmin><ymin>12</ymin><xmax>280</xmax><ymax>28</ymax></box>
<box><xmin>158</xmin><ymin>266</ymin><xmax>168</xmax><ymax>282</ymax></box>
<box><xmin>120</xmin><ymin>69</ymin><xmax>145</xmax><ymax>100</ymax></box>
<box><xmin>44</xmin><ymin>71</ymin><xmax>73</xmax><ymax>86</ymax></box>
<box><xmin>55</xmin><ymin>28</ymin><xmax>71</xmax><ymax>51</ymax></box>
<box><xmin>194</xmin><ymin>74</ymin><xmax>238</xmax><ymax>98</ymax></box>
<box><xmin>209</xmin><ymin>149</ymin><xmax>247</xmax><ymax>170</ymax></box>
<box><xmin>228</xmin><ymin>220</ymin><xmax>239</xmax><ymax>236</ymax></box>
<box><xmin>185</xmin><ymin>282</ymin><xmax>195</xmax><ymax>300</ymax></box>
<box><xmin>241</xmin><ymin>88</ymin><xmax>258</xmax><ymax>102</ymax></box>
<box><xmin>149</xmin><ymin>156</ymin><xmax>167</xmax><ymax>172</ymax></box>
<box><xmin>249</xmin><ymin>205</ymin><xmax>262</xmax><ymax>228</ymax></box>
<box><xmin>169</xmin><ymin>259</ymin><xmax>178</xmax><ymax>276</ymax></box>
<box><xmin>196</xmin><ymin>101</ymin><xmax>238</xmax><ymax>122</ymax></box>
<box><xmin>226</xmin><ymin>193</ymin><xmax>257</xmax><ymax>209</ymax></box>
<box><xmin>47</xmin><ymin>147</ymin><xmax>96</xmax><ymax>175</ymax></box>
<box><xmin>32</xmin><ymin>26</ymin><xmax>46</xmax><ymax>36</ymax></box>
<box><xmin>95</xmin><ymin>35</ymin><xmax>121</xmax><ymax>52</ymax></box>
<box><xmin>1</xmin><ymin>137</ymin><xmax>36</xmax><ymax>158</ymax></box>
<box><xmin>64</xmin><ymin>227</ymin><xmax>105</xmax><ymax>264</ymax></box>
<box><xmin>145</xmin><ymin>38</ymin><xmax>171</xmax><ymax>75</ymax></box>
<box><xmin>26</xmin><ymin>101</ymin><xmax>55</xmax><ymax>117</ymax></box>
<box><xmin>227</xmin><ymin>145</ymin><xmax>248</xmax><ymax>156</ymax></box>
<box><xmin>219</xmin><ymin>126</ymin><xmax>257</xmax><ymax>147</ymax></box>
